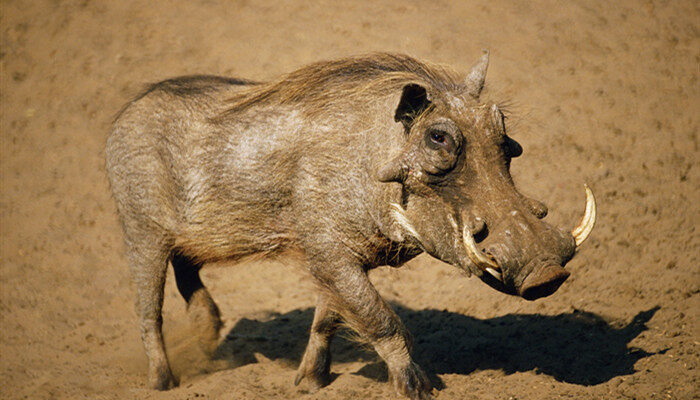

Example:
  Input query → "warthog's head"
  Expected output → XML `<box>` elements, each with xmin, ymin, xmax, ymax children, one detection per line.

<box><xmin>379</xmin><ymin>52</ymin><xmax>596</xmax><ymax>300</ymax></box>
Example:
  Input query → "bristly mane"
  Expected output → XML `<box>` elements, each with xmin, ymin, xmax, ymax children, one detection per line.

<box><xmin>216</xmin><ymin>53</ymin><xmax>464</xmax><ymax>120</ymax></box>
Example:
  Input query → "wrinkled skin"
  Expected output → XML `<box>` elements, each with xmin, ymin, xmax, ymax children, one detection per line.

<box><xmin>106</xmin><ymin>52</ymin><xmax>592</xmax><ymax>400</ymax></box>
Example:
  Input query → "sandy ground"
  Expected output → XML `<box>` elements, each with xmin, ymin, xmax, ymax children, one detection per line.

<box><xmin>1</xmin><ymin>0</ymin><xmax>698</xmax><ymax>399</ymax></box>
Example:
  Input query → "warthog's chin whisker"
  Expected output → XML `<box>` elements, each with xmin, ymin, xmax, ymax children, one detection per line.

<box><xmin>572</xmin><ymin>184</ymin><xmax>597</xmax><ymax>247</ymax></box>
<box><xmin>390</xmin><ymin>203</ymin><xmax>422</xmax><ymax>242</ymax></box>
<box><xmin>462</xmin><ymin>226</ymin><xmax>502</xmax><ymax>281</ymax></box>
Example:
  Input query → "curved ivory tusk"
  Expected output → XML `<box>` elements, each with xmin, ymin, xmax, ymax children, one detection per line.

<box><xmin>462</xmin><ymin>226</ymin><xmax>502</xmax><ymax>281</ymax></box>
<box><xmin>485</xmin><ymin>267</ymin><xmax>503</xmax><ymax>281</ymax></box>
<box><xmin>572</xmin><ymin>184</ymin><xmax>597</xmax><ymax>246</ymax></box>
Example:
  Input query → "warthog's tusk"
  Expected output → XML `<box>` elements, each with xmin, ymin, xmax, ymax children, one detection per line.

<box><xmin>572</xmin><ymin>184</ymin><xmax>597</xmax><ymax>247</ymax></box>
<box><xmin>462</xmin><ymin>226</ymin><xmax>502</xmax><ymax>281</ymax></box>
<box><xmin>485</xmin><ymin>267</ymin><xmax>503</xmax><ymax>281</ymax></box>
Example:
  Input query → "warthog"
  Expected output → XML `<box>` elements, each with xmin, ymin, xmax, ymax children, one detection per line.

<box><xmin>106</xmin><ymin>52</ymin><xmax>595</xmax><ymax>399</ymax></box>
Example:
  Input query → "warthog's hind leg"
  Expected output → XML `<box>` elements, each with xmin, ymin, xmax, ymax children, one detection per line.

<box><xmin>126</xmin><ymin>236</ymin><xmax>177</xmax><ymax>390</ymax></box>
<box><xmin>171</xmin><ymin>252</ymin><xmax>223</xmax><ymax>357</ymax></box>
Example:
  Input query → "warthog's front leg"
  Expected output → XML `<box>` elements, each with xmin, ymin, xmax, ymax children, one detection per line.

<box><xmin>295</xmin><ymin>292</ymin><xmax>340</xmax><ymax>391</ymax></box>
<box><xmin>309</xmin><ymin>261</ymin><xmax>433</xmax><ymax>400</ymax></box>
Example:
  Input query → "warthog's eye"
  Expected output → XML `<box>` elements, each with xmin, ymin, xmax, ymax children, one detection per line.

<box><xmin>418</xmin><ymin>122</ymin><xmax>461</xmax><ymax>179</ymax></box>
<box><xmin>425</xmin><ymin>129</ymin><xmax>456</xmax><ymax>152</ymax></box>
<box><xmin>430</xmin><ymin>131</ymin><xmax>445</xmax><ymax>144</ymax></box>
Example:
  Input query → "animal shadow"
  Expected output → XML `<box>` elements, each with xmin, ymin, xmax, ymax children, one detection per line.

<box><xmin>215</xmin><ymin>305</ymin><xmax>659</xmax><ymax>386</ymax></box>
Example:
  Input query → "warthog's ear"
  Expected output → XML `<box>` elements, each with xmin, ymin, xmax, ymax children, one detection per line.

<box><xmin>465</xmin><ymin>50</ymin><xmax>489</xmax><ymax>98</ymax></box>
<box><xmin>394</xmin><ymin>84</ymin><xmax>430</xmax><ymax>131</ymax></box>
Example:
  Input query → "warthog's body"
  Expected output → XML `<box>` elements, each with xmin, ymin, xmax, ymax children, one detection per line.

<box><xmin>106</xmin><ymin>53</ymin><xmax>595</xmax><ymax>399</ymax></box>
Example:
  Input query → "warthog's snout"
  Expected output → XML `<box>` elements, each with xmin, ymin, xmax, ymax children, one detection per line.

<box><xmin>460</xmin><ymin>185</ymin><xmax>596</xmax><ymax>300</ymax></box>
<box><xmin>519</xmin><ymin>263</ymin><xmax>570</xmax><ymax>300</ymax></box>
<box><xmin>519</xmin><ymin>186</ymin><xmax>596</xmax><ymax>301</ymax></box>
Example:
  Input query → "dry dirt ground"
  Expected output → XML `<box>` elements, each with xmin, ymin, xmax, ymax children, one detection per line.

<box><xmin>1</xmin><ymin>1</ymin><xmax>698</xmax><ymax>399</ymax></box>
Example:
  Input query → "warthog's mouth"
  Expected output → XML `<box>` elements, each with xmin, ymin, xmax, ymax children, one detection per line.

<box><xmin>462</xmin><ymin>185</ymin><xmax>596</xmax><ymax>299</ymax></box>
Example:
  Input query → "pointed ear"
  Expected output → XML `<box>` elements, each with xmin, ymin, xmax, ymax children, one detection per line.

<box><xmin>394</xmin><ymin>84</ymin><xmax>430</xmax><ymax>131</ymax></box>
<box><xmin>465</xmin><ymin>50</ymin><xmax>489</xmax><ymax>98</ymax></box>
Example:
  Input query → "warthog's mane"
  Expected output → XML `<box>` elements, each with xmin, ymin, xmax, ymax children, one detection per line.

<box><xmin>216</xmin><ymin>53</ymin><xmax>465</xmax><ymax>120</ymax></box>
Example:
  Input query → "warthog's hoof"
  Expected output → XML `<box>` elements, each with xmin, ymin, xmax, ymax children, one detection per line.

<box><xmin>390</xmin><ymin>361</ymin><xmax>433</xmax><ymax>400</ymax></box>
<box><xmin>293</xmin><ymin>368</ymin><xmax>329</xmax><ymax>393</ymax></box>
<box><xmin>294</xmin><ymin>345</ymin><xmax>331</xmax><ymax>392</ymax></box>
<box><xmin>150</xmin><ymin>368</ymin><xmax>178</xmax><ymax>391</ymax></box>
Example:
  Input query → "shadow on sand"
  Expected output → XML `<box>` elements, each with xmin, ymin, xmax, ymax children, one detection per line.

<box><xmin>214</xmin><ymin>304</ymin><xmax>659</xmax><ymax>387</ymax></box>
